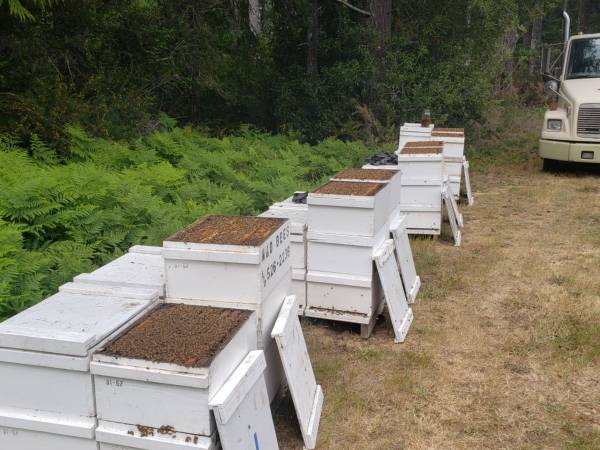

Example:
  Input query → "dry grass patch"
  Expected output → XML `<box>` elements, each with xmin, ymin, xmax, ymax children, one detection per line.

<box><xmin>275</xmin><ymin>167</ymin><xmax>600</xmax><ymax>449</ymax></box>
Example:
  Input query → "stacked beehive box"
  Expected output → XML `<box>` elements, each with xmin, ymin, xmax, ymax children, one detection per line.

<box><xmin>162</xmin><ymin>215</ymin><xmax>292</xmax><ymax>401</ymax></box>
<box><xmin>0</xmin><ymin>287</ymin><xmax>159</xmax><ymax>449</ymax></box>
<box><xmin>398</xmin><ymin>122</ymin><xmax>434</xmax><ymax>151</ymax></box>
<box><xmin>331</xmin><ymin>168</ymin><xmax>402</xmax><ymax>226</ymax></box>
<box><xmin>305</xmin><ymin>180</ymin><xmax>390</xmax><ymax>337</ymax></box>
<box><xmin>395</xmin><ymin>141</ymin><xmax>444</xmax><ymax>235</ymax></box>
<box><xmin>431</xmin><ymin>128</ymin><xmax>466</xmax><ymax>199</ymax></box>
<box><xmin>259</xmin><ymin>193</ymin><xmax>308</xmax><ymax>312</ymax></box>
<box><xmin>91</xmin><ymin>303</ymin><xmax>269</xmax><ymax>450</ymax></box>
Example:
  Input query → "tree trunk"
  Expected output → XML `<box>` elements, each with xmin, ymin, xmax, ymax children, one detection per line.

<box><xmin>500</xmin><ymin>27</ymin><xmax>519</xmax><ymax>92</ymax></box>
<box><xmin>529</xmin><ymin>1</ymin><xmax>544</xmax><ymax>76</ymax></box>
<box><xmin>230</xmin><ymin>0</ymin><xmax>242</xmax><ymax>33</ymax></box>
<box><xmin>369</xmin><ymin>0</ymin><xmax>392</xmax><ymax>41</ymax></box>
<box><xmin>307</xmin><ymin>0</ymin><xmax>319</xmax><ymax>77</ymax></box>
<box><xmin>576</xmin><ymin>0</ymin><xmax>593</xmax><ymax>34</ymax></box>
<box><xmin>249</xmin><ymin>0</ymin><xmax>263</xmax><ymax>35</ymax></box>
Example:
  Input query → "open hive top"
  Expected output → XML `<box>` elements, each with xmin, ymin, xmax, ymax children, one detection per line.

<box><xmin>333</xmin><ymin>168</ymin><xmax>398</xmax><ymax>181</ymax></box>
<box><xmin>313</xmin><ymin>180</ymin><xmax>386</xmax><ymax>196</ymax></box>
<box><xmin>400</xmin><ymin>141</ymin><xmax>443</xmax><ymax>155</ymax></box>
<box><xmin>99</xmin><ymin>304</ymin><xmax>252</xmax><ymax>368</ymax></box>
<box><xmin>432</xmin><ymin>128</ymin><xmax>464</xmax><ymax>137</ymax></box>
<box><xmin>166</xmin><ymin>215</ymin><xmax>286</xmax><ymax>246</ymax></box>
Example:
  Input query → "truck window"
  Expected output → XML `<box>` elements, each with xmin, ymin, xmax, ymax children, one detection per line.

<box><xmin>566</xmin><ymin>38</ymin><xmax>600</xmax><ymax>79</ymax></box>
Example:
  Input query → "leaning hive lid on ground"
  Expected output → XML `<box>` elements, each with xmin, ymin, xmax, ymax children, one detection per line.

<box><xmin>311</xmin><ymin>180</ymin><xmax>386</xmax><ymax>197</ymax></box>
<box><xmin>332</xmin><ymin>168</ymin><xmax>398</xmax><ymax>182</ymax></box>
<box><xmin>0</xmin><ymin>291</ymin><xmax>157</xmax><ymax>357</ymax></box>
<box><xmin>95</xmin><ymin>303</ymin><xmax>252</xmax><ymax>369</ymax></box>
<box><xmin>164</xmin><ymin>215</ymin><xmax>287</xmax><ymax>248</ymax></box>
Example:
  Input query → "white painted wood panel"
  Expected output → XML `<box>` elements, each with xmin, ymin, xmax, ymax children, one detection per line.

<box><xmin>271</xmin><ymin>296</ymin><xmax>323</xmax><ymax>449</ymax></box>
<box><xmin>373</xmin><ymin>240</ymin><xmax>414</xmax><ymax>343</ymax></box>
<box><xmin>210</xmin><ymin>351</ymin><xmax>279</xmax><ymax>450</ymax></box>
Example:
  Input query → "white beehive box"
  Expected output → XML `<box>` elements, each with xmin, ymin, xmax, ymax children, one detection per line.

<box><xmin>163</xmin><ymin>216</ymin><xmax>291</xmax><ymax>308</ymax></box>
<box><xmin>307</xmin><ymin>229</ymin><xmax>387</xmax><ymax>278</ymax></box>
<box><xmin>431</xmin><ymin>128</ymin><xmax>465</xmax><ymax>158</ymax></box>
<box><xmin>305</xmin><ymin>270</ymin><xmax>385</xmax><ymax>338</ymax></box>
<box><xmin>331</xmin><ymin>168</ymin><xmax>402</xmax><ymax>223</ymax></box>
<box><xmin>91</xmin><ymin>303</ymin><xmax>258</xmax><ymax>442</ymax></box>
<box><xmin>307</xmin><ymin>181</ymin><xmax>389</xmax><ymax>237</ymax></box>
<box><xmin>398</xmin><ymin>122</ymin><xmax>434</xmax><ymax>151</ymax></box>
<box><xmin>74</xmin><ymin>245</ymin><xmax>165</xmax><ymax>298</ymax></box>
<box><xmin>163</xmin><ymin>216</ymin><xmax>291</xmax><ymax>402</ymax></box>
<box><xmin>431</xmin><ymin>128</ymin><xmax>466</xmax><ymax>198</ymax></box>
<box><xmin>0</xmin><ymin>289</ymin><xmax>159</xmax><ymax>450</ymax></box>
<box><xmin>259</xmin><ymin>196</ymin><xmax>308</xmax><ymax>311</ymax></box>
<box><xmin>396</xmin><ymin>142</ymin><xmax>444</xmax><ymax>234</ymax></box>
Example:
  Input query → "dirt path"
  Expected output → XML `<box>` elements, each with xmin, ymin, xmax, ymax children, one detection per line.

<box><xmin>275</xmin><ymin>169</ymin><xmax>600</xmax><ymax>449</ymax></box>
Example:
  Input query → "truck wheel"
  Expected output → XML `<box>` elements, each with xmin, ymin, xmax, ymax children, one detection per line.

<box><xmin>543</xmin><ymin>159</ymin><xmax>558</xmax><ymax>172</ymax></box>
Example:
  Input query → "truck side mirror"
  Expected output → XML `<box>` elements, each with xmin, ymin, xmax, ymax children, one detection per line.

<box><xmin>544</xmin><ymin>79</ymin><xmax>560</xmax><ymax>96</ymax></box>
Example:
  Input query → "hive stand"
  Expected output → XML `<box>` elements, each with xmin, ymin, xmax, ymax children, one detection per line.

<box><xmin>373</xmin><ymin>240</ymin><xmax>414</xmax><ymax>343</ymax></box>
<box><xmin>209</xmin><ymin>351</ymin><xmax>279</xmax><ymax>450</ymax></box>
<box><xmin>463</xmin><ymin>159</ymin><xmax>474</xmax><ymax>206</ymax></box>
<box><xmin>442</xmin><ymin>185</ymin><xmax>462</xmax><ymax>246</ymax></box>
<box><xmin>271</xmin><ymin>296</ymin><xmax>323</xmax><ymax>450</ymax></box>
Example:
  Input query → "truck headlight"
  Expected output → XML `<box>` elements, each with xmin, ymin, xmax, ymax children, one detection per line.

<box><xmin>547</xmin><ymin>119</ymin><xmax>563</xmax><ymax>131</ymax></box>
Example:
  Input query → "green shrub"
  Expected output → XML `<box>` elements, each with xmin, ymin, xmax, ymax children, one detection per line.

<box><xmin>0</xmin><ymin>128</ymin><xmax>373</xmax><ymax>319</ymax></box>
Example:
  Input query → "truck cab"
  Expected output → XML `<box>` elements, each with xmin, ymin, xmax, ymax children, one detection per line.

<box><xmin>540</xmin><ymin>33</ymin><xmax>600</xmax><ymax>168</ymax></box>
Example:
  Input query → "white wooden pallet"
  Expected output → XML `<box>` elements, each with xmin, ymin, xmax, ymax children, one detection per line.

<box><xmin>373</xmin><ymin>240</ymin><xmax>414</xmax><ymax>343</ymax></box>
<box><xmin>272</xmin><ymin>296</ymin><xmax>323</xmax><ymax>450</ymax></box>
<box><xmin>389</xmin><ymin>215</ymin><xmax>421</xmax><ymax>304</ymax></box>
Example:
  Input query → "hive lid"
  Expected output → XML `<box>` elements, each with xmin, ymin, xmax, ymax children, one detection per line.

<box><xmin>0</xmin><ymin>292</ymin><xmax>155</xmax><ymax>357</ymax></box>
<box><xmin>312</xmin><ymin>180</ymin><xmax>385</xmax><ymax>196</ymax></box>
<box><xmin>166</xmin><ymin>215</ymin><xmax>286</xmax><ymax>247</ymax></box>
<box><xmin>74</xmin><ymin>251</ymin><xmax>165</xmax><ymax>294</ymax></box>
<box><xmin>333</xmin><ymin>168</ymin><xmax>398</xmax><ymax>181</ymax></box>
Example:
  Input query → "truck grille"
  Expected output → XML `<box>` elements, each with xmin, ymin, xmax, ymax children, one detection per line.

<box><xmin>577</xmin><ymin>104</ymin><xmax>600</xmax><ymax>138</ymax></box>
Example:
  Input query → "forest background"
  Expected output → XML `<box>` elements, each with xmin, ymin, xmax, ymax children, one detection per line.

<box><xmin>1</xmin><ymin>0</ymin><xmax>599</xmax><ymax>318</ymax></box>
